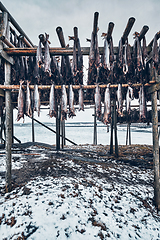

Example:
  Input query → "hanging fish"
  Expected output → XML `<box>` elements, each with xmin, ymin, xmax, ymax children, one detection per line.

<box><xmin>44</xmin><ymin>33</ymin><xmax>51</xmax><ymax>76</ymax></box>
<box><xmin>69</xmin><ymin>85</ymin><xmax>76</xmax><ymax>118</ymax></box>
<box><xmin>142</xmin><ymin>36</ymin><xmax>147</xmax><ymax>67</ymax></box>
<box><xmin>95</xmin><ymin>84</ymin><xmax>101</xmax><ymax>119</ymax></box>
<box><xmin>61</xmin><ymin>85</ymin><xmax>68</xmax><ymax>120</ymax></box>
<box><xmin>123</xmin><ymin>39</ymin><xmax>129</xmax><ymax>75</ymax></box>
<box><xmin>103</xmin><ymin>36</ymin><xmax>110</xmax><ymax>70</ymax></box>
<box><xmin>17</xmin><ymin>80</ymin><xmax>25</xmax><ymax>121</ymax></box>
<box><xmin>118</xmin><ymin>37</ymin><xmax>123</xmax><ymax>69</ymax></box>
<box><xmin>136</xmin><ymin>37</ymin><xmax>144</xmax><ymax>72</ymax></box>
<box><xmin>139</xmin><ymin>85</ymin><xmax>146</xmax><ymax>121</ymax></box>
<box><xmin>34</xmin><ymin>84</ymin><xmax>40</xmax><ymax>117</ymax></box>
<box><xmin>126</xmin><ymin>86</ymin><xmax>134</xmax><ymax>115</ymax></box>
<box><xmin>103</xmin><ymin>84</ymin><xmax>111</xmax><ymax>125</ymax></box>
<box><xmin>72</xmin><ymin>37</ymin><xmax>78</xmax><ymax>77</ymax></box>
<box><xmin>49</xmin><ymin>84</ymin><xmax>56</xmax><ymax>118</ymax></box>
<box><xmin>36</xmin><ymin>39</ymin><xmax>43</xmax><ymax>68</ymax></box>
<box><xmin>78</xmin><ymin>86</ymin><xmax>84</xmax><ymax>111</ymax></box>
<box><xmin>25</xmin><ymin>80</ymin><xmax>32</xmax><ymax>117</ymax></box>
<box><xmin>117</xmin><ymin>83</ymin><xmax>123</xmax><ymax>117</ymax></box>
<box><xmin>109</xmin><ymin>37</ymin><xmax>114</xmax><ymax>66</ymax></box>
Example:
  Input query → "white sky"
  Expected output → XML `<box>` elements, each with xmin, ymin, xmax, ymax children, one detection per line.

<box><xmin>2</xmin><ymin>0</ymin><xmax>160</xmax><ymax>47</ymax></box>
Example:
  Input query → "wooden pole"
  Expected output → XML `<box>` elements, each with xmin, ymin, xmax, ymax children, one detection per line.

<box><xmin>110</xmin><ymin>101</ymin><xmax>114</xmax><ymax>154</ymax></box>
<box><xmin>56</xmin><ymin>105</ymin><xmax>61</xmax><ymax>151</ymax></box>
<box><xmin>151</xmin><ymin>90</ymin><xmax>160</xmax><ymax>210</ymax></box>
<box><xmin>61</xmin><ymin>120</ymin><xmax>65</xmax><ymax>148</ymax></box>
<box><xmin>31</xmin><ymin>91</ymin><xmax>35</xmax><ymax>142</ymax></box>
<box><xmin>113</xmin><ymin>99</ymin><xmax>119</xmax><ymax>157</ymax></box>
<box><xmin>5</xmin><ymin>61</ymin><xmax>12</xmax><ymax>192</ymax></box>
<box><xmin>93</xmin><ymin>106</ymin><xmax>97</xmax><ymax>145</ymax></box>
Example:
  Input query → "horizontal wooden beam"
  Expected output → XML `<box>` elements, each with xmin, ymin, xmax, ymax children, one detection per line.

<box><xmin>3</xmin><ymin>46</ymin><xmax>153</xmax><ymax>56</ymax></box>
<box><xmin>147</xmin><ymin>82</ymin><xmax>160</xmax><ymax>94</ymax></box>
<box><xmin>0</xmin><ymin>81</ymin><xmax>155</xmax><ymax>90</ymax></box>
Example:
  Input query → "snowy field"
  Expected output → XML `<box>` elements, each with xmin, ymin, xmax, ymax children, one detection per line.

<box><xmin>0</xmin><ymin>144</ymin><xmax>160</xmax><ymax>239</ymax></box>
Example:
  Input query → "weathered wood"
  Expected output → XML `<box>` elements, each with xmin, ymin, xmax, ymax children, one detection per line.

<box><xmin>122</xmin><ymin>17</ymin><xmax>135</xmax><ymax>44</ymax></box>
<box><xmin>0</xmin><ymin>49</ymin><xmax>14</xmax><ymax>65</ymax></box>
<box><xmin>93</xmin><ymin>106</ymin><xmax>97</xmax><ymax>145</ymax></box>
<box><xmin>110</xmin><ymin>101</ymin><xmax>114</xmax><ymax>154</ymax></box>
<box><xmin>31</xmin><ymin>91</ymin><xmax>35</xmax><ymax>142</ymax></box>
<box><xmin>138</xmin><ymin>25</ymin><xmax>149</xmax><ymax>41</ymax></box>
<box><xmin>61</xmin><ymin>120</ymin><xmax>65</xmax><ymax>148</ymax></box>
<box><xmin>151</xmin><ymin>90</ymin><xmax>160</xmax><ymax>210</ymax></box>
<box><xmin>19</xmin><ymin>35</ymin><xmax>32</xmax><ymax>48</ymax></box>
<box><xmin>93</xmin><ymin>12</ymin><xmax>99</xmax><ymax>35</ymax></box>
<box><xmin>0</xmin><ymin>81</ymin><xmax>155</xmax><ymax>90</ymax></box>
<box><xmin>5</xmin><ymin>61</ymin><xmax>12</xmax><ymax>192</ymax></box>
<box><xmin>56</xmin><ymin>105</ymin><xmax>61</xmax><ymax>151</ymax></box>
<box><xmin>4</xmin><ymin>46</ymin><xmax>120</xmax><ymax>56</ymax></box>
<box><xmin>0</xmin><ymin>11</ymin><xmax>8</xmax><ymax>38</ymax></box>
<box><xmin>106</xmin><ymin>22</ymin><xmax>114</xmax><ymax>42</ymax></box>
<box><xmin>113</xmin><ymin>99</ymin><xmax>118</xmax><ymax>157</ymax></box>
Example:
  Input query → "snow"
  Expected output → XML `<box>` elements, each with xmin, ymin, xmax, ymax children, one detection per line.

<box><xmin>0</xmin><ymin>144</ymin><xmax>160</xmax><ymax>239</ymax></box>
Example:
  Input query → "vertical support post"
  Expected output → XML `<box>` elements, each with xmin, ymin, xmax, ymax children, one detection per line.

<box><xmin>113</xmin><ymin>99</ymin><xmax>119</xmax><ymax>157</ymax></box>
<box><xmin>31</xmin><ymin>91</ymin><xmax>35</xmax><ymax>142</ymax></box>
<box><xmin>93</xmin><ymin>106</ymin><xmax>97</xmax><ymax>145</ymax></box>
<box><xmin>126</xmin><ymin>122</ymin><xmax>131</xmax><ymax>145</ymax></box>
<box><xmin>151</xmin><ymin>90</ymin><xmax>160</xmax><ymax>210</ymax></box>
<box><xmin>56</xmin><ymin>105</ymin><xmax>61</xmax><ymax>151</ymax></box>
<box><xmin>129</xmin><ymin>122</ymin><xmax>131</xmax><ymax>145</ymax></box>
<box><xmin>5</xmin><ymin>61</ymin><xmax>12</xmax><ymax>192</ymax></box>
<box><xmin>11</xmin><ymin>104</ymin><xmax>14</xmax><ymax>143</ymax></box>
<box><xmin>110</xmin><ymin>101</ymin><xmax>114</xmax><ymax>154</ymax></box>
<box><xmin>61</xmin><ymin>120</ymin><xmax>65</xmax><ymax>149</ymax></box>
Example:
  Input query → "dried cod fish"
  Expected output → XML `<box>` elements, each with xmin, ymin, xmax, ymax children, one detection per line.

<box><xmin>49</xmin><ymin>84</ymin><xmax>56</xmax><ymax>118</ymax></box>
<box><xmin>69</xmin><ymin>85</ymin><xmax>76</xmax><ymax>118</ymax></box>
<box><xmin>34</xmin><ymin>85</ymin><xmax>40</xmax><ymax>117</ymax></box>
<box><xmin>17</xmin><ymin>80</ymin><xmax>25</xmax><ymax>121</ymax></box>
<box><xmin>25</xmin><ymin>80</ymin><xmax>32</xmax><ymax>117</ymax></box>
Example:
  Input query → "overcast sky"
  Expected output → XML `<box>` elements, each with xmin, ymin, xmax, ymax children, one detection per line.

<box><xmin>2</xmin><ymin>0</ymin><xmax>160</xmax><ymax>48</ymax></box>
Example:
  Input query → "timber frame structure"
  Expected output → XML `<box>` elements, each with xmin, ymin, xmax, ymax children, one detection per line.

<box><xmin>0</xmin><ymin>2</ymin><xmax>160</xmax><ymax>210</ymax></box>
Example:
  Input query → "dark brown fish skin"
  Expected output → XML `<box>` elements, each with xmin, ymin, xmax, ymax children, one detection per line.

<box><xmin>17</xmin><ymin>80</ymin><xmax>25</xmax><ymax>121</ymax></box>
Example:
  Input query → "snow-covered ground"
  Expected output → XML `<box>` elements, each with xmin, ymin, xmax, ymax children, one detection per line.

<box><xmin>0</xmin><ymin>144</ymin><xmax>160</xmax><ymax>239</ymax></box>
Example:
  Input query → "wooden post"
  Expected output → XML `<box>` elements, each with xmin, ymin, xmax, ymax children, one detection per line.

<box><xmin>5</xmin><ymin>61</ymin><xmax>12</xmax><ymax>192</ymax></box>
<box><xmin>110</xmin><ymin>101</ymin><xmax>114</xmax><ymax>154</ymax></box>
<box><xmin>151</xmin><ymin>90</ymin><xmax>160</xmax><ymax>210</ymax></box>
<box><xmin>56</xmin><ymin>105</ymin><xmax>61</xmax><ymax>151</ymax></box>
<box><xmin>31</xmin><ymin>91</ymin><xmax>35</xmax><ymax>142</ymax></box>
<box><xmin>126</xmin><ymin>122</ymin><xmax>131</xmax><ymax>145</ymax></box>
<box><xmin>93</xmin><ymin>106</ymin><xmax>97</xmax><ymax>145</ymax></box>
<box><xmin>113</xmin><ymin>99</ymin><xmax>119</xmax><ymax>157</ymax></box>
<box><xmin>61</xmin><ymin>120</ymin><xmax>65</xmax><ymax>149</ymax></box>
